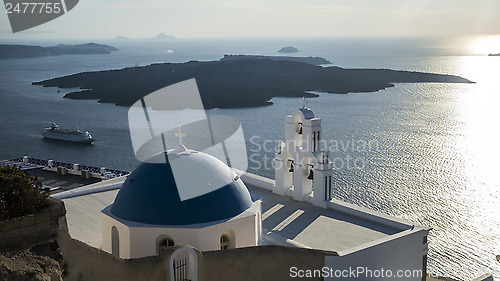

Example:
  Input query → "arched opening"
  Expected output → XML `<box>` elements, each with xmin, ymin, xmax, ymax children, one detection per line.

<box><xmin>282</xmin><ymin>151</ymin><xmax>293</xmax><ymax>191</ymax></box>
<box><xmin>293</xmin><ymin>114</ymin><xmax>304</xmax><ymax>149</ymax></box>
<box><xmin>220</xmin><ymin>229</ymin><xmax>236</xmax><ymax>250</ymax></box>
<box><xmin>220</xmin><ymin>234</ymin><xmax>230</xmax><ymax>250</ymax></box>
<box><xmin>300</xmin><ymin>156</ymin><xmax>314</xmax><ymax>195</ymax></box>
<box><xmin>169</xmin><ymin>247</ymin><xmax>198</xmax><ymax>281</ymax></box>
<box><xmin>156</xmin><ymin>235</ymin><xmax>175</xmax><ymax>255</ymax></box>
<box><xmin>111</xmin><ymin>226</ymin><xmax>119</xmax><ymax>257</ymax></box>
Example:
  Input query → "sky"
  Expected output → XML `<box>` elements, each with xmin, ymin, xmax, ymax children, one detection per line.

<box><xmin>1</xmin><ymin>0</ymin><xmax>500</xmax><ymax>39</ymax></box>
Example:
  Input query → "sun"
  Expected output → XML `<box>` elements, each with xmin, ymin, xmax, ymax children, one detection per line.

<box><xmin>468</xmin><ymin>35</ymin><xmax>500</xmax><ymax>55</ymax></box>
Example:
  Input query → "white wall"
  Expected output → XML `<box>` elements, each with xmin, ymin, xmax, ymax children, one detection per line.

<box><xmin>325</xmin><ymin>229</ymin><xmax>427</xmax><ymax>281</ymax></box>
<box><xmin>131</xmin><ymin>227</ymin><xmax>200</xmax><ymax>258</ymax></box>
<box><xmin>101</xmin><ymin>211</ymin><xmax>131</xmax><ymax>259</ymax></box>
<box><xmin>198</xmin><ymin>215</ymin><xmax>257</xmax><ymax>251</ymax></box>
<box><xmin>101</xmin><ymin>201</ymin><xmax>260</xmax><ymax>259</ymax></box>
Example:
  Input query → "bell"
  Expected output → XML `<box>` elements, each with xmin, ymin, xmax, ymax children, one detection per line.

<box><xmin>298</xmin><ymin>125</ymin><xmax>302</xmax><ymax>135</ymax></box>
<box><xmin>289</xmin><ymin>163</ymin><xmax>294</xmax><ymax>172</ymax></box>
<box><xmin>307</xmin><ymin>169</ymin><xmax>314</xmax><ymax>180</ymax></box>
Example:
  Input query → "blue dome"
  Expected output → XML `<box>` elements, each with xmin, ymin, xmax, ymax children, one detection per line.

<box><xmin>110</xmin><ymin>150</ymin><xmax>253</xmax><ymax>225</ymax></box>
<box><xmin>298</xmin><ymin>107</ymin><xmax>315</xmax><ymax>119</ymax></box>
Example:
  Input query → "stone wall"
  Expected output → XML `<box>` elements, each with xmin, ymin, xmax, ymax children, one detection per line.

<box><xmin>0</xmin><ymin>197</ymin><xmax>65</xmax><ymax>249</ymax></box>
<box><xmin>57</xmin><ymin>229</ymin><xmax>172</xmax><ymax>281</ymax></box>
<box><xmin>201</xmin><ymin>245</ymin><xmax>332</xmax><ymax>281</ymax></box>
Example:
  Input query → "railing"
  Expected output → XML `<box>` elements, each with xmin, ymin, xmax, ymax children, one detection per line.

<box><xmin>106</xmin><ymin>169</ymin><xmax>129</xmax><ymax>177</ymax></box>
<box><xmin>7</xmin><ymin>156</ymin><xmax>130</xmax><ymax>179</ymax></box>
<box><xmin>28</xmin><ymin>158</ymin><xmax>49</xmax><ymax>166</ymax></box>
<box><xmin>52</xmin><ymin>161</ymin><xmax>73</xmax><ymax>170</ymax></box>
<box><xmin>79</xmin><ymin>165</ymin><xmax>102</xmax><ymax>174</ymax></box>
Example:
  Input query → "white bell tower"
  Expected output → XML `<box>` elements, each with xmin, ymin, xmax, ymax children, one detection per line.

<box><xmin>274</xmin><ymin>98</ymin><xmax>334</xmax><ymax>207</ymax></box>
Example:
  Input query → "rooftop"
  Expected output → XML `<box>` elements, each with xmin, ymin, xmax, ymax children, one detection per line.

<box><xmin>54</xmin><ymin>174</ymin><xmax>409</xmax><ymax>253</ymax></box>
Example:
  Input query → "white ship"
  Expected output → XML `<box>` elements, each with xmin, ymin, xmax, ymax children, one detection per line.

<box><xmin>42</xmin><ymin>123</ymin><xmax>95</xmax><ymax>143</ymax></box>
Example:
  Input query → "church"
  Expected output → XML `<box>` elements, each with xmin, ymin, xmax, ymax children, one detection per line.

<box><xmin>101</xmin><ymin>144</ymin><xmax>262</xmax><ymax>258</ymax></box>
<box><xmin>52</xmin><ymin>98</ymin><xmax>430</xmax><ymax>281</ymax></box>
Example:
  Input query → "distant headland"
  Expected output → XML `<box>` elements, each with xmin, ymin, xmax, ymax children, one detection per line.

<box><xmin>0</xmin><ymin>43</ymin><xmax>118</xmax><ymax>60</ymax></box>
<box><xmin>278</xmin><ymin>46</ymin><xmax>299</xmax><ymax>53</ymax></box>
<box><xmin>220</xmin><ymin>54</ymin><xmax>330</xmax><ymax>66</ymax></box>
<box><xmin>33</xmin><ymin>56</ymin><xmax>474</xmax><ymax>109</ymax></box>
<box><xmin>488</xmin><ymin>53</ymin><xmax>500</xmax><ymax>56</ymax></box>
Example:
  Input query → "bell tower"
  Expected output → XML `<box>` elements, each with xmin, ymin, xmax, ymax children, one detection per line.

<box><xmin>274</xmin><ymin>98</ymin><xmax>334</xmax><ymax>207</ymax></box>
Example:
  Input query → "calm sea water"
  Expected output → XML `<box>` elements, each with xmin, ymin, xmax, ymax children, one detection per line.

<box><xmin>0</xmin><ymin>36</ymin><xmax>499</xmax><ymax>280</ymax></box>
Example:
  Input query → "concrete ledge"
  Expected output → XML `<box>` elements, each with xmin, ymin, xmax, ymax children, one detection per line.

<box><xmin>472</xmin><ymin>274</ymin><xmax>494</xmax><ymax>281</ymax></box>
<box><xmin>337</xmin><ymin>227</ymin><xmax>427</xmax><ymax>256</ymax></box>
<box><xmin>52</xmin><ymin>176</ymin><xmax>126</xmax><ymax>199</ymax></box>
<box><xmin>262</xmin><ymin>228</ymin><xmax>312</xmax><ymax>249</ymax></box>
<box><xmin>326</xmin><ymin>198</ymin><xmax>414</xmax><ymax>231</ymax></box>
<box><xmin>238</xmin><ymin>170</ymin><xmax>275</xmax><ymax>191</ymax></box>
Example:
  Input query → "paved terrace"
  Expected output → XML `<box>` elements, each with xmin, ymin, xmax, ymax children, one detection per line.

<box><xmin>52</xmin><ymin>177</ymin><xmax>124</xmax><ymax>248</ymax></box>
<box><xmin>246</xmin><ymin>183</ymin><xmax>401</xmax><ymax>252</ymax></box>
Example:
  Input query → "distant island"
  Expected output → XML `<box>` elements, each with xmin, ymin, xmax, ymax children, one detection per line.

<box><xmin>488</xmin><ymin>53</ymin><xmax>500</xmax><ymax>56</ymax></box>
<box><xmin>33</xmin><ymin>56</ymin><xmax>474</xmax><ymax>109</ymax></box>
<box><xmin>150</xmin><ymin>33</ymin><xmax>175</xmax><ymax>40</ymax></box>
<box><xmin>278</xmin><ymin>46</ymin><xmax>299</xmax><ymax>53</ymax></box>
<box><xmin>112</xmin><ymin>33</ymin><xmax>176</xmax><ymax>40</ymax></box>
<box><xmin>220</xmin><ymin>54</ymin><xmax>331</xmax><ymax>66</ymax></box>
<box><xmin>0</xmin><ymin>43</ymin><xmax>118</xmax><ymax>60</ymax></box>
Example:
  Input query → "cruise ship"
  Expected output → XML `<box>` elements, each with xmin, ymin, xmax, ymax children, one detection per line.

<box><xmin>42</xmin><ymin>123</ymin><xmax>95</xmax><ymax>143</ymax></box>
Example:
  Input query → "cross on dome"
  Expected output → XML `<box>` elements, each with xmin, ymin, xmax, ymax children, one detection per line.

<box><xmin>175</xmin><ymin>124</ymin><xmax>186</xmax><ymax>145</ymax></box>
<box><xmin>300</xmin><ymin>97</ymin><xmax>308</xmax><ymax>108</ymax></box>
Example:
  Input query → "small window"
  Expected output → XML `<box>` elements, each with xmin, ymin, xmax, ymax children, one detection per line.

<box><xmin>220</xmin><ymin>234</ymin><xmax>230</xmax><ymax>250</ymax></box>
<box><xmin>158</xmin><ymin>237</ymin><xmax>175</xmax><ymax>254</ymax></box>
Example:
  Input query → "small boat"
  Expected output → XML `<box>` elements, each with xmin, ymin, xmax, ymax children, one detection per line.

<box><xmin>42</xmin><ymin>123</ymin><xmax>95</xmax><ymax>143</ymax></box>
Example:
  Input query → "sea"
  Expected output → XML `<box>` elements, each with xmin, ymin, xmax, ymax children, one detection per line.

<box><xmin>0</xmin><ymin>36</ymin><xmax>499</xmax><ymax>280</ymax></box>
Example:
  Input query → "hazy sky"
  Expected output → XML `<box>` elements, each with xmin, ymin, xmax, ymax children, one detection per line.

<box><xmin>1</xmin><ymin>0</ymin><xmax>500</xmax><ymax>38</ymax></box>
